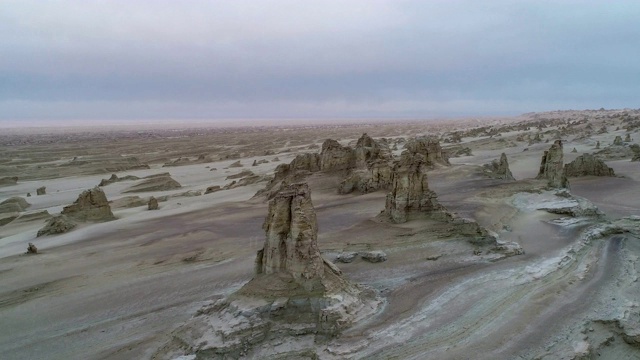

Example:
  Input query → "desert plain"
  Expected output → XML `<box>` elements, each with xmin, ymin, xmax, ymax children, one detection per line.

<box><xmin>1</xmin><ymin>109</ymin><xmax>640</xmax><ymax>360</ymax></box>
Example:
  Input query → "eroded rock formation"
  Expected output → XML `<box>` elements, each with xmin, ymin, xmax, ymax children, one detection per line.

<box><xmin>26</xmin><ymin>243</ymin><xmax>38</xmax><ymax>254</ymax></box>
<box><xmin>98</xmin><ymin>173</ymin><xmax>140</xmax><ymax>186</ymax></box>
<box><xmin>320</xmin><ymin>139</ymin><xmax>355</xmax><ymax>172</ymax></box>
<box><xmin>631</xmin><ymin>144</ymin><xmax>640</xmax><ymax>162</ymax></box>
<box><xmin>254</xmin><ymin>183</ymin><xmax>324</xmax><ymax>290</ymax></box>
<box><xmin>404</xmin><ymin>136</ymin><xmax>450</xmax><ymax>167</ymax></box>
<box><xmin>0</xmin><ymin>177</ymin><xmax>18</xmax><ymax>186</ymax></box>
<box><xmin>155</xmin><ymin>183</ymin><xmax>381</xmax><ymax>359</ymax></box>
<box><xmin>613</xmin><ymin>135</ymin><xmax>623</xmax><ymax>146</ymax></box>
<box><xmin>483</xmin><ymin>153</ymin><xmax>515</xmax><ymax>180</ymax></box>
<box><xmin>37</xmin><ymin>215</ymin><xmax>76</xmax><ymax>237</ymax></box>
<box><xmin>0</xmin><ymin>197</ymin><xmax>30</xmax><ymax>214</ymax></box>
<box><xmin>564</xmin><ymin>153</ymin><xmax>615</xmax><ymax>177</ymax></box>
<box><xmin>339</xmin><ymin>134</ymin><xmax>393</xmax><ymax>194</ymax></box>
<box><xmin>123</xmin><ymin>174</ymin><xmax>182</xmax><ymax>193</ymax></box>
<box><xmin>61</xmin><ymin>187</ymin><xmax>115</xmax><ymax>222</ymax></box>
<box><xmin>384</xmin><ymin>153</ymin><xmax>444</xmax><ymax>223</ymax></box>
<box><xmin>536</xmin><ymin>140</ymin><xmax>569</xmax><ymax>188</ymax></box>
<box><xmin>148</xmin><ymin>196</ymin><xmax>159</xmax><ymax>210</ymax></box>
<box><xmin>36</xmin><ymin>186</ymin><xmax>46</xmax><ymax>195</ymax></box>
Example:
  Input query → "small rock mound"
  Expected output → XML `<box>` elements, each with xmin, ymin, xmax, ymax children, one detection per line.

<box><xmin>37</xmin><ymin>215</ymin><xmax>77</xmax><ymax>237</ymax></box>
<box><xmin>36</xmin><ymin>186</ymin><xmax>46</xmax><ymax>195</ymax></box>
<box><xmin>564</xmin><ymin>153</ymin><xmax>615</xmax><ymax>177</ymax></box>
<box><xmin>61</xmin><ymin>187</ymin><xmax>115</xmax><ymax>222</ymax></box>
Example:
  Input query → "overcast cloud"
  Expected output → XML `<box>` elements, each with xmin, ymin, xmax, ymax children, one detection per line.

<box><xmin>1</xmin><ymin>0</ymin><xmax>639</xmax><ymax>122</ymax></box>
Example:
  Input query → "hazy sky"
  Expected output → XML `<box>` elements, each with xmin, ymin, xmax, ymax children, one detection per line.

<box><xmin>1</xmin><ymin>0</ymin><xmax>639</xmax><ymax>123</ymax></box>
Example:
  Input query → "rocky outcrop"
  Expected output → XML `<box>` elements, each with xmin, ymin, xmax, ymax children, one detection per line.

<box><xmin>148</xmin><ymin>196</ymin><xmax>158</xmax><ymax>210</ymax></box>
<box><xmin>360</xmin><ymin>251</ymin><xmax>387</xmax><ymax>263</ymax></box>
<box><xmin>123</xmin><ymin>174</ymin><xmax>182</xmax><ymax>193</ymax></box>
<box><xmin>0</xmin><ymin>177</ymin><xmax>18</xmax><ymax>186</ymax></box>
<box><xmin>37</xmin><ymin>215</ymin><xmax>77</xmax><ymax>237</ymax></box>
<box><xmin>162</xmin><ymin>155</ymin><xmax>212</xmax><ymax>168</ymax></box>
<box><xmin>625</xmin><ymin>133</ymin><xmax>632</xmax><ymax>142</ymax></box>
<box><xmin>483</xmin><ymin>153</ymin><xmax>515</xmax><ymax>180</ymax></box>
<box><xmin>26</xmin><ymin>243</ymin><xmax>38</xmax><ymax>254</ymax></box>
<box><xmin>0</xmin><ymin>197</ymin><xmax>30</xmax><ymax>214</ymax></box>
<box><xmin>254</xmin><ymin>183</ymin><xmax>325</xmax><ymax>289</ymax></box>
<box><xmin>338</xmin><ymin>160</ymin><xmax>393</xmax><ymax>194</ymax></box>
<box><xmin>61</xmin><ymin>187</ymin><xmax>115</xmax><ymax>222</ymax></box>
<box><xmin>226</xmin><ymin>170</ymin><xmax>255</xmax><ymax>180</ymax></box>
<box><xmin>155</xmin><ymin>183</ymin><xmax>382</xmax><ymax>359</ymax></box>
<box><xmin>98</xmin><ymin>173</ymin><xmax>140</xmax><ymax>186</ymax></box>
<box><xmin>404</xmin><ymin>136</ymin><xmax>450</xmax><ymax>167</ymax></box>
<box><xmin>383</xmin><ymin>153</ymin><xmax>444</xmax><ymax>223</ymax></box>
<box><xmin>204</xmin><ymin>185</ymin><xmax>222</xmax><ymax>194</ymax></box>
<box><xmin>338</xmin><ymin>134</ymin><xmax>393</xmax><ymax>194</ymax></box>
<box><xmin>320</xmin><ymin>139</ymin><xmax>355</xmax><ymax>172</ymax></box>
<box><xmin>536</xmin><ymin>140</ymin><xmax>569</xmax><ymax>188</ymax></box>
<box><xmin>564</xmin><ymin>153</ymin><xmax>615</xmax><ymax>177</ymax></box>
<box><xmin>613</xmin><ymin>136</ymin><xmax>623</xmax><ymax>146</ymax></box>
<box><xmin>354</xmin><ymin>133</ymin><xmax>391</xmax><ymax>168</ymax></box>
<box><xmin>36</xmin><ymin>186</ymin><xmax>46</xmax><ymax>195</ymax></box>
<box><xmin>631</xmin><ymin>144</ymin><xmax>640</xmax><ymax>161</ymax></box>
<box><xmin>255</xmin><ymin>153</ymin><xmax>322</xmax><ymax>198</ymax></box>
<box><xmin>228</xmin><ymin>160</ymin><xmax>243</xmax><ymax>168</ymax></box>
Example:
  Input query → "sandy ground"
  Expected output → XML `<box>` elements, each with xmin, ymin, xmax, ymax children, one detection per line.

<box><xmin>1</xmin><ymin>111</ymin><xmax>640</xmax><ymax>359</ymax></box>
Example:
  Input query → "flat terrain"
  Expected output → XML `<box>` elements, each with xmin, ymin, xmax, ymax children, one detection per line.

<box><xmin>1</xmin><ymin>110</ymin><xmax>640</xmax><ymax>359</ymax></box>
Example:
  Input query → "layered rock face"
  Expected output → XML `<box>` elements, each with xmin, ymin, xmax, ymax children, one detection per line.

<box><xmin>61</xmin><ymin>187</ymin><xmax>115</xmax><ymax>222</ymax></box>
<box><xmin>255</xmin><ymin>183</ymin><xmax>324</xmax><ymax>290</ymax></box>
<box><xmin>564</xmin><ymin>153</ymin><xmax>615</xmax><ymax>177</ymax></box>
<box><xmin>384</xmin><ymin>153</ymin><xmax>444</xmax><ymax>223</ymax></box>
<box><xmin>536</xmin><ymin>140</ymin><xmax>569</xmax><ymax>188</ymax></box>
<box><xmin>404</xmin><ymin>136</ymin><xmax>450</xmax><ymax>167</ymax></box>
<box><xmin>483</xmin><ymin>152</ymin><xmax>515</xmax><ymax>180</ymax></box>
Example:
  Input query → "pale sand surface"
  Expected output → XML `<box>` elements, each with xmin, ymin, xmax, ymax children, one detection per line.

<box><xmin>1</xmin><ymin>111</ymin><xmax>640</xmax><ymax>359</ymax></box>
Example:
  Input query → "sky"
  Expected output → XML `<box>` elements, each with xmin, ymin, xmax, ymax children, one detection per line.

<box><xmin>1</xmin><ymin>0</ymin><xmax>639</xmax><ymax>124</ymax></box>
